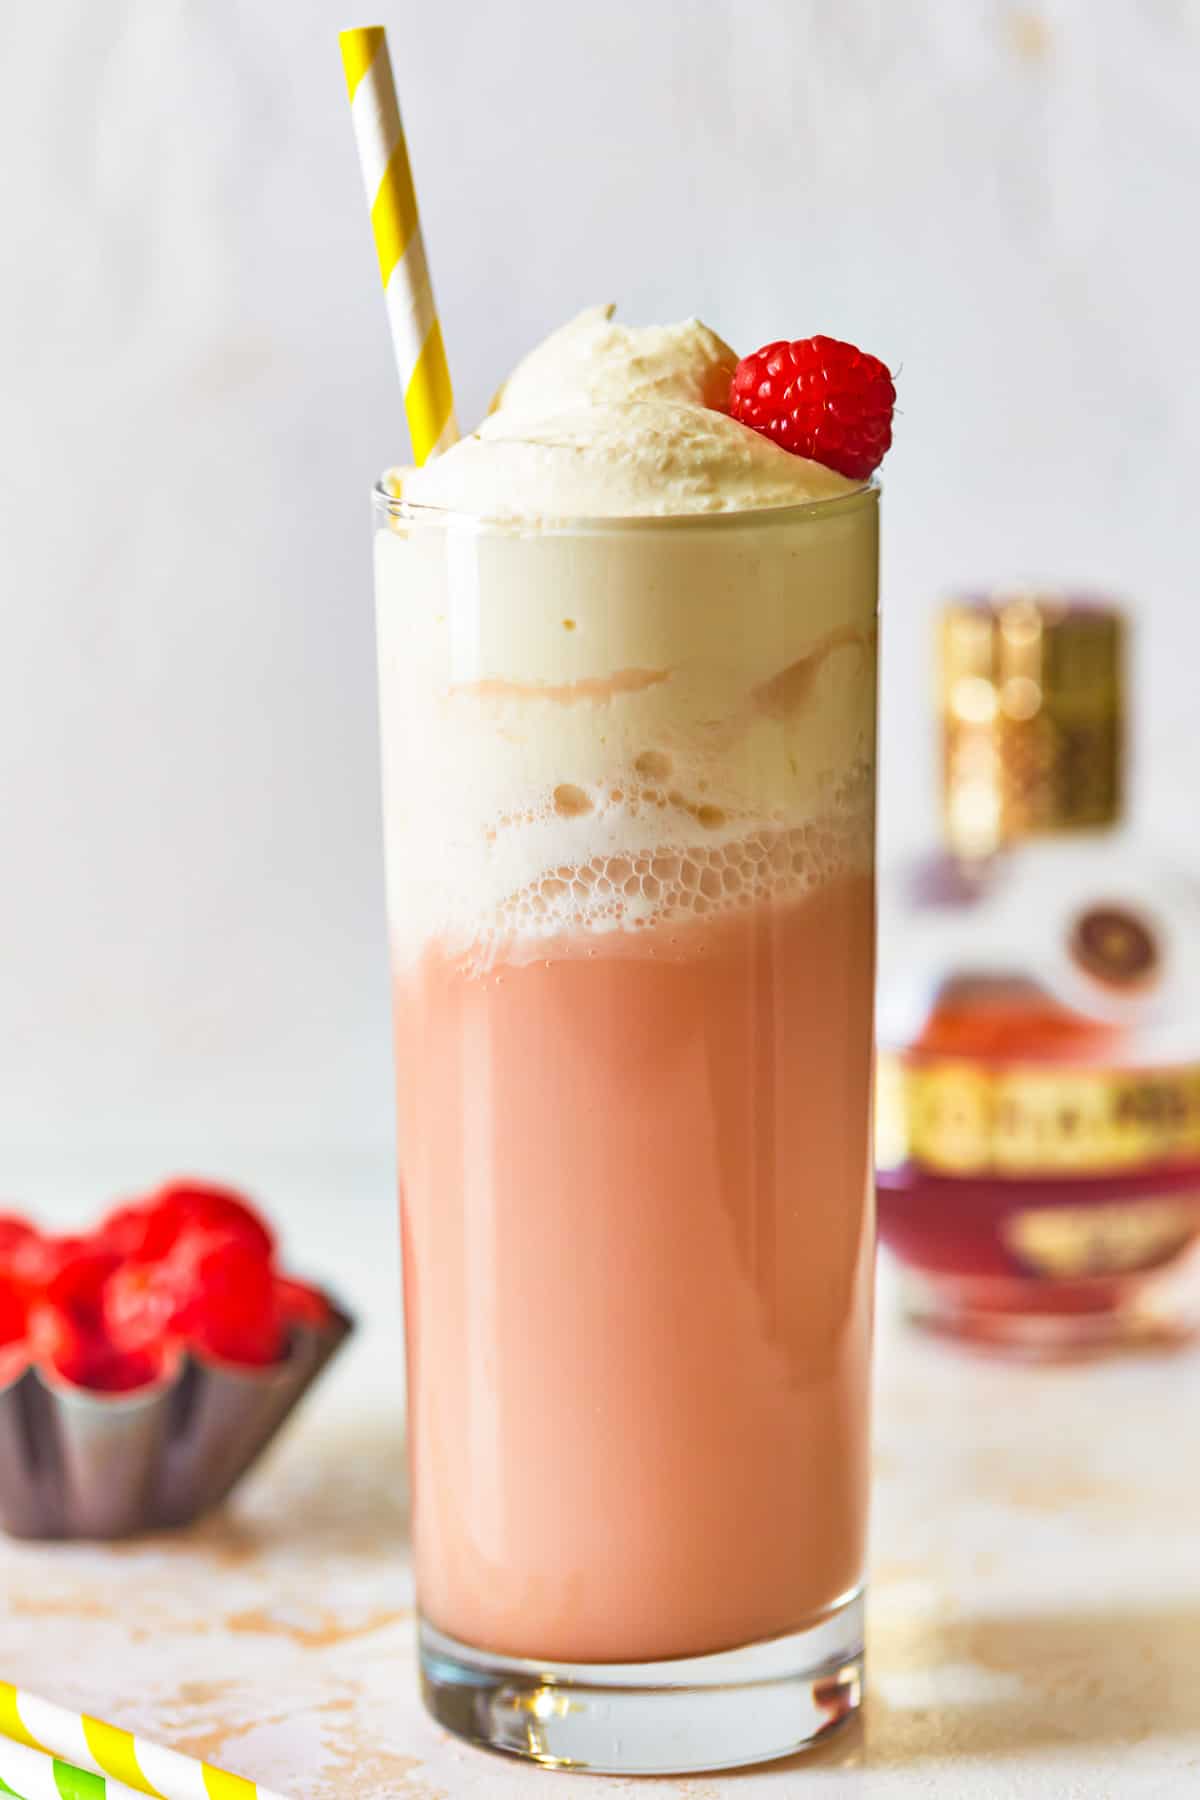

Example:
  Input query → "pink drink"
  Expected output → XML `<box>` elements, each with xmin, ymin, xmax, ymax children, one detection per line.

<box><xmin>395</xmin><ymin>869</ymin><xmax>874</xmax><ymax>1663</ymax></box>
<box><xmin>373</xmin><ymin>308</ymin><xmax>880</xmax><ymax>1771</ymax></box>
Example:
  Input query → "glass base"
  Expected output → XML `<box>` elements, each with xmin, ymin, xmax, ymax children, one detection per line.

<box><xmin>419</xmin><ymin>1589</ymin><xmax>863</xmax><ymax>1775</ymax></box>
<box><xmin>901</xmin><ymin>1268</ymin><xmax>1200</xmax><ymax>1358</ymax></box>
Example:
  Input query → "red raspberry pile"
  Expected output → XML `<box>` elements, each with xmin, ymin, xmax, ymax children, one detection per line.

<box><xmin>0</xmin><ymin>1181</ymin><xmax>333</xmax><ymax>1394</ymax></box>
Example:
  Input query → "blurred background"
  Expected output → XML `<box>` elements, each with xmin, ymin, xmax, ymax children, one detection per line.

<box><xmin>2</xmin><ymin>0</ymin><xmax>1198</xmax><ymax>1180</ymax></box>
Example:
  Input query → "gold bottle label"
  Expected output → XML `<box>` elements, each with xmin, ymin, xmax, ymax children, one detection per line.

<box><xmin>877</xmin><ymin>1052</ymin><xmax>1200</xmax><ymax>1176</ymax></box>
<box><xmin>1002</xmin><ymin>1199</ymin><xmax>1200</xmax><ymax>1279</ymax></box>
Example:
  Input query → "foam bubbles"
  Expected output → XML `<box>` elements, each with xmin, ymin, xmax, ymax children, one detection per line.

<box><xmin>462</xmin><ymin>764</ymin><xmax>873</xmax><ymax>970</ymax></box>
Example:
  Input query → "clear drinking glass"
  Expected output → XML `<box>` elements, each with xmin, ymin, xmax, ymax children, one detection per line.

<box><xmin>374</xmin><ymin>483</ymin><xmax>879</xmax><ymax>1773</ymax></box>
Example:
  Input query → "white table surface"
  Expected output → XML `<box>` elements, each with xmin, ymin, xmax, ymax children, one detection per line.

<box><xmin>1</xmin><ymin>1151</ymin><xmax>1197</xmax><ymax>1798</ymax></box>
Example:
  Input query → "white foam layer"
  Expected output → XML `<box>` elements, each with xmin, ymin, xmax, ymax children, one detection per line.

<box><xmin>468</xmin><ymin>781</ymin><xmax>873</xmax><ymax>969</ymax></box>
<box><xmin>375</xmin><ymin>503</ymin><xmax>878</xmax><ymax>967</ymax></box>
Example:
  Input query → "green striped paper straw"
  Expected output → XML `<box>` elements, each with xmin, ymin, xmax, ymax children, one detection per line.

<box><xmin>0</xmin><ymin>1734</ymin><xmax>140</xmax><ymax>1798</ymax></box>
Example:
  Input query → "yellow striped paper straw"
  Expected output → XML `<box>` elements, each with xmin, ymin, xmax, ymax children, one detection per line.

<box><xmin>0</xmin><ymin>1683</ymin><xmax>290</xmax><ymax>1800</ymax></box>
<box><xmin>340</xmin><ymin>25</ymin><xmax>458</xmax><ymax>464</ymax></box>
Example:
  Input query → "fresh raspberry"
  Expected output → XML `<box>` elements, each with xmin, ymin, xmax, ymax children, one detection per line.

<box><xmin>165</xmin><ymin>1226</ymin><xmax>285</xmax><ymax>1366</ymax></box>
<box><xmin>13</xmin><ymin>1235</ymin><xmax>118</xmax><ymax>1321</ymax></box>
<box><xmin>103</xmin><ymin>1256</ymin><xmax>185</xmax><ymax>1354</ymax></box>
<box><xmin>97</xmin><ymin>1201</ymin><xmax>158</xmax><ymax>1260</ymax></box>
<box><xmin>16</xmin><ymin>1236</ymin><xmax>123</xmax><ymax>1386</ymax></box>
<box><xmin>275</xmin><ymin>1277</ymin><xmax>334</xmax><ymax>1331</ymax></box>
<box><xmin>729</xmin><ymin>335</ymin><xmax>895</xmax><ymax>480</ymax></box>
<box><xmin>33</xmin><ymin>1303</ymin><xmax>162</xmax><ymax>1393</ymax></box>
<box><xmin>100</xmin><ymin>1180</ymin><xmax>274</xmax><ymax>1263</ymax></box>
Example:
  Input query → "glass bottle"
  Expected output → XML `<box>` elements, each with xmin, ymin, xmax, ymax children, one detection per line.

<box><xmin>876</xmin><ymin>594</ymin><xmax>1200</xmax><ymax>1353</ymax></box>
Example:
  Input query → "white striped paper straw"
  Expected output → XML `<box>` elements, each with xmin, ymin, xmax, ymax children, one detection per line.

<box><xmin>340</xmin><ymin>24</ymin><xmax>458</xmax><ymax>463</ymax></box>
<box><xmin>0</xmin><ymin>1684</ymin><xmax>290</xmax><ymax>1800</ymax></box>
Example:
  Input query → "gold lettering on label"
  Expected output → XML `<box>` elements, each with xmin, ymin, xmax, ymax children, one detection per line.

<box><xmin>877</xmin><ymin>1054</ymin><xmax>1200</xmax><ymax>1176</ymax></box>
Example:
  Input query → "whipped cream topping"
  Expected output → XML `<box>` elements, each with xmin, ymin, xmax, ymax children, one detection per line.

<box><xmin>401</xmin><ymin>306</ymin><xmax>859</xmax><ymax>520</ymax></box>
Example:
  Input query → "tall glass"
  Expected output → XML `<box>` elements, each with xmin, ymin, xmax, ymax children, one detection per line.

<box><xmin>374</xmin><ymin>485</ymin><xmax>879</xmax><ymax>1774</ymax></box>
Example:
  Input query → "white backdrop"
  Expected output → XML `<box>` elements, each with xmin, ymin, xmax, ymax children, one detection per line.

<box><xmin>3</xmin><ymin>0</ymin><xmax>1198</xmax><ymax>1166</ymax></box>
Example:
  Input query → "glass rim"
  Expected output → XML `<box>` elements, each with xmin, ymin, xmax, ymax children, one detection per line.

<box><xmin>372</xmin><ymin>476</ymin><xmax>878</xmax><ymax>536</ymax></box>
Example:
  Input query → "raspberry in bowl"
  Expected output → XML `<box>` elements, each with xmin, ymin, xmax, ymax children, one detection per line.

<box><xmin>0</xmin><ymin>1180</ymin><xmax>351</xmax><ymax>1539</ymax></box>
